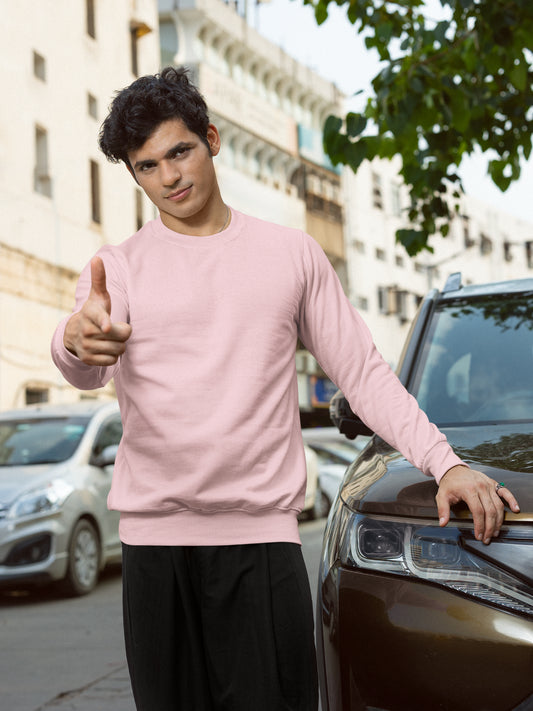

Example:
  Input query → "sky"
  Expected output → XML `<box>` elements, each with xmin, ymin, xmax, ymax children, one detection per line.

<box><xmin>252</xmin><ymin>0</ymin><xmax>533</xmax><ymax>226</ymax></box>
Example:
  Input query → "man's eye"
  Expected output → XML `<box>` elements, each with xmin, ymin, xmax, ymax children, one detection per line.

<box><xmin>173</xmin><ymin>147</ymin><xmax>190</xmax><ymax>158</ymax></box>
<box><xmin>139</xmin><ymin>163</ymin><xmax>155</xmax><ymax>172</ymax></box>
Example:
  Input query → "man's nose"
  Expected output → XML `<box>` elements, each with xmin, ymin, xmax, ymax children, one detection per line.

<box><xmin>160</xmin><ymin>159</ymin><xmax>181</xmax><ymax>186</ymax></box>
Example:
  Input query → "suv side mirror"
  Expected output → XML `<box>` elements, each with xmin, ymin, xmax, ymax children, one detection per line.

<box><xmin>90</xmin><ymin>444</ymin><xmax>119</xmax><ymax>468</ymax></box>
<box><xmin>329</xmin><ymin>390</ymin><xmax>373</xmax><ymax>439</ymax></box>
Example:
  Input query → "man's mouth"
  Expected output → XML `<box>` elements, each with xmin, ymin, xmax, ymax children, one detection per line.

<box><xmin>166</xmin><ymin>185</ymin><xmax>192</xmax><ymax>201</ymax></box>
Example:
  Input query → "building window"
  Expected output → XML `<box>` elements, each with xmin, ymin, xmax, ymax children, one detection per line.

<box><xmin>375</xmin><ymin>248</ymin><xmax>386</xmax><ymax>261</ymax></box>
<box><xmin>87</xmin><ymin>93</ymin><xmax>98</xmax><ymax>119</ymax></box>
<box><xmin>378</xmin><ymin>287</ymin><xmax>408</xmax><ymax>320</ymax></box>
<box><xmin>160</xmin><ymin>19</ymin><xmax>178</xmax><ymax>66</ymax></box>
<box><xmin>25</xmin><ymin>388</ymin><xmax>49</xmax><ymax>405</ymax></box>
<box><xmin>526</xmin><ymin>242</ymin><xmax>533</xmax><ymax>269</ymax></box>
<box><xmin>34</xmin><ymin>126</ymin><xmax>52</xmax><ymax>198</ymax></box>
<box><xmin>90</xmin><ymin>160</ymin><xmax>101</xmax><ymax>224</ymax></box>
<box><xmin>86</xmin><ymin>0</ymin><xmax>96</xmax><ymax>38</ymax></box>
<box><xmin>391</xmin><ymin>183</ymin><xmax>402</xmax><ymax>216</ymax></box>
<box><xmin>307</xmin><ymin>174</ymin><xmax>321</xmax><ymax>195</ymax></box>
<box><xmin>503</xmin><ymin>241</ymin><xmax>513</xmax><ymax>262</ymax></box>
<box><xmin>463</xmin><ymin>215</ymin><xmax>475</xmax><ymax>248</ymax></box>
<box><xmin>395</xmin><ymin>289</ymin><xmax>409</xmax><ymax>323</ymax></box>
<box><xmin>33</xmin><ymin>51</ymin><xmax>46</xmax><ymax>81</ymax></box>
<box><xmin>356</xmin><ymin>296</ymin><xmax>369</xmax><ymax>311</ymax></box>
<box><xmin>395</xmin><ymin>254</ymin><xmax>404</xmax><ymax>267</ymax></box>
<box><xmin>353</xmin><ymin>240</ymin><xmax>365</xmax><ymax>254</ymax></box>
<box><xmin>130</xmin><ymin>21</ymin><xmax>152</xmax><ymax>77</ymax></box>
<box><xmin>480</xmin><ymin>233</ymin><xmax>493</xmax><ymax>256</ymax></box>
<box><xmin>131</xmin><ymin>28</ymin><xmax>139</xmax><ymax>76</ymax></box>
<box><xmin>378</xmin><ymin>286</ymin><xmax>390</xmax><ymax>314</ymax></box>
<box><xmin>372</xmin><ymin>172</ymin><xmax>383</xmax><ymax>210</ymax></box>
<box><xmin>135</xmin><ymin>189</ymin><xmax>143</xmax><ymax>231</ymax></box>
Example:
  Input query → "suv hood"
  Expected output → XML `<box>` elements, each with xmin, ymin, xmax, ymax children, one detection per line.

<box><xmin>341</xmin><ymin>424</ymin><xmax>533</xmax><ymax>521</ymax></box>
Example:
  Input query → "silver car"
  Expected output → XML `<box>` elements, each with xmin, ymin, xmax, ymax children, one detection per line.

<box><xmin>302</xmin><ymin>427</ymin><xmax>369</xmax><ymax>515</ymax></box>
<box><xmin>0</xmin><ymin>400</ymin><xmax>122</xmax><ymax>595</ymax></box>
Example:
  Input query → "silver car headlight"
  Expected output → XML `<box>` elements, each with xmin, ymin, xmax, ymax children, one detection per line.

<box><xmin>8</xmin><ymin>480</ymin><xmax>74</xmax><ymax>520</ymax></box>
<box><xmin>322</xmin><ymin>504</ymin><xmax>533</xmax><ymax>617</ymax></box>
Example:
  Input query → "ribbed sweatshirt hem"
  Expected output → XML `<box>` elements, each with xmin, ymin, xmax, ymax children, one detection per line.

<box><xmin>118</xmin><ymin>508</ymin><xmax>302</xmax><ymax>546</ymax></box>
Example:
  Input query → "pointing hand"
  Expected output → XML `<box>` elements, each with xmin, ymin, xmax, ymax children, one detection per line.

<box><xmin>64</xmin><ymin>257</ymin><xmax>132</xmax><ymax>365</ymax></box>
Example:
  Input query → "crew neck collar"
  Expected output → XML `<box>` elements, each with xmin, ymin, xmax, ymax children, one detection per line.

<box><xmin>150</xmin><ymin>207</ymin><xmax>241</xmax><ymax>247</ymax></box>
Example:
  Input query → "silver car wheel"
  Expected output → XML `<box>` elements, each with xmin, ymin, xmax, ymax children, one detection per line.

<box><xmin>74</xmin><ymin>527</ymin><xmax>98</xmax><ymax>587</ymax></box>
<box><xmin>63</xmin><ymin>519</ymin><xmax>100</xmax><ymax>596</ymax></box>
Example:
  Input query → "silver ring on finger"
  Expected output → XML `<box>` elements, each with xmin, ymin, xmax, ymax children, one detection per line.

<box><xmin>495</xmin><ymin>482</ymin><xmax>505</xmax><ymax>493</ymax></box>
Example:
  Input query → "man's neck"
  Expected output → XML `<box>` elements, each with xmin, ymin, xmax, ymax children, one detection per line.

<box><xmin>160</xmin><ymin>203</ymin><xmax>231</xmax><ymax>236</ymax></box>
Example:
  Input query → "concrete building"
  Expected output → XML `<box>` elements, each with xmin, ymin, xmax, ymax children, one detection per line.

<box><xmin>158</xmin><ymin>0</ymin><xmax>533</xmax><ymax>381</ymax></box>
<box><xmin>158</xmin><ymin>0</ymin><xmax>347</xmax><ymax>423</ymax></box>
<box><xmin>343</xmin><ymin>157</ymin><xmax>533</xmax><ymax>366</ymax></box>
<box><xmin>1</xmin><ymin>0</ymin><xmax>532</xmax><ymax>415</ymax></box>
<box><xmin>0</xmin><ymin>0</ymin><xmax>160</xmax><ymax>409</ymax></box>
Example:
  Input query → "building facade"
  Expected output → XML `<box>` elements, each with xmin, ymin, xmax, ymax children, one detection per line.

<box><xmin>1</xmin><ymin>0</ymin><xmax>532</xmax><ymax>414</ymax></box>
<box><xmin>343</xmin><ymin>158</ymin><xmax>533</xmax><ymax>366</ymax></box>
<box><xmin>0</xmin><ymin>0</ymin><xmax>160</xmax><ymax>409</ymax></box>
<box><xmin>159</xmin><ymin>0</ymin><xmax>348</xmax><ymax>423</ymax></box>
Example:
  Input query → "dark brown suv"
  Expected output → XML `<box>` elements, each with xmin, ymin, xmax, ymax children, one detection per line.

<box><xmin>318</xmin><ymin>275</ymin><xmax>533</xmax><ymax>711</ymax></box>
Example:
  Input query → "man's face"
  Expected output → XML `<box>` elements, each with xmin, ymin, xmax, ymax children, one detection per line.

<box><xmin>128</xmin><ymin>118</ymin><xmax>222</xmax><ymax>234</ymax></box>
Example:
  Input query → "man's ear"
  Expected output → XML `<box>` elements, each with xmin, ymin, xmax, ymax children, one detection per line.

<box><xmin>125</xmin><ymin>160</ymin><xmax>139</xmax><ymax>184</ymax></box>
<box><xmin>206</xmin><ymin>124</ymin><xmax>221</xmax><ymax>157</ymax></box>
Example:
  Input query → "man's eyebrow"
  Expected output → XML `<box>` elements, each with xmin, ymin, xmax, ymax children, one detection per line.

<box><xmin>164</xmin><ymin>141</ymin><xmax>193</xmax><ymax>158</ymax></box>
<box><xmin>133</xmin><ymin>142</ymin><xmax>193</xmax><ymax>170</ymax></box>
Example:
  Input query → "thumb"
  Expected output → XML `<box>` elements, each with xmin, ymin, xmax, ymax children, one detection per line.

<box><xmin>89</xmin><ymin>257</ymin><xmax>111</xmax><ymax>313</ymax></box>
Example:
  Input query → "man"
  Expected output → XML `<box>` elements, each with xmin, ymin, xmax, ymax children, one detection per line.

<box><xmin>51</xmin><ymin>67</ymin><xmax>519</xmax><ymax>711</ymax></box>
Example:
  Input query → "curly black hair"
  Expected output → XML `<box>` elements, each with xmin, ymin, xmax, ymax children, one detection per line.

<box><xmin>98</xmin><ymin>66</ymin><xmax>211</xmax><ymax>165</ymax></box>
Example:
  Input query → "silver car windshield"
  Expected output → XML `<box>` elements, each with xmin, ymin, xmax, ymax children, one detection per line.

<box><xmin>411</xmin><ymin>293</ymin><xmax>533</xmax><ymax>426</ymax></box>
<box><xmin>0</xmin><ymin>417</ymin><xmax>89</xmax><ymax>466</ymax></box>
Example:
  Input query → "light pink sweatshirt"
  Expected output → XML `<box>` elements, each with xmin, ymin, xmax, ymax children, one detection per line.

<box><xmin>51</xmin><ymin>208</ymin><xmax>464</xmax><ymax>545</ymax></box>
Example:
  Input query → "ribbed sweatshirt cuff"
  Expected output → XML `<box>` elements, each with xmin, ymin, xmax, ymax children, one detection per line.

<box><xmin>423</xmin><ymin>440</ymin><xmax>468</xmax><ymax>484</ymax></box>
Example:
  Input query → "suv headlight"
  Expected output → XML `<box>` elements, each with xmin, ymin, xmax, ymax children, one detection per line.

<box><xmin>322</xmin><ymin>503</ymin><xmax>533</xmax><ymax>618</ymax></box>
<box><xmin>8</xmin><ymin>480</ymin><xmax>74</xmax><ymax>520</ymax></box>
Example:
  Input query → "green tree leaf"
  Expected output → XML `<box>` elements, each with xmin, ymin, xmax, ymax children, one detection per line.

<box><xmin>315</xmin><ymin>0</ymin><xmax>533</xmax><ymax>255</ymax></box>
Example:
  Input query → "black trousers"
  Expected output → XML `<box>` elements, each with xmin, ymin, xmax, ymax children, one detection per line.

<box><xmin>122</xmin><ymin>542</ymin><xmax>319</xmax><ymax>711</ymax></box>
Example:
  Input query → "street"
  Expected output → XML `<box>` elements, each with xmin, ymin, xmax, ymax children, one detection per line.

<box><xmin>0</xmin><ymin>519</ymin><xmax>326</xmax><ymax>711</ymax></box>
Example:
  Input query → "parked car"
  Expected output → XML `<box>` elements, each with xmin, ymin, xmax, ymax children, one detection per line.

<box><xmin>318</xmin><ymin>275</ymin><xmax>533</xmax><ymax>711</ymax></box>
<box><xmin>0</xmin><ymin>400</ymin><xmax>123</xmax><ymax>595</ymax></box>
<box><xmin>301</xmin><ymin>444</ymin><xmax>321</xmax><ymax>519</ymax></box>
<box><xmin>302</xmin><ymin>428</ymin><xmax>369</xmax><ymax>516</ymax></box>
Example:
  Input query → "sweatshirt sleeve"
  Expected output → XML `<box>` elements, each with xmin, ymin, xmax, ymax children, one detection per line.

<box><xmin>50</xmin><ymin>247</ymin><xmax>129</xmax><ymax>391</ymax></box>
<box><xmin>296</xmin><ymin>232</ymin><xmax>465</xmax><ymax>483</ymax></box>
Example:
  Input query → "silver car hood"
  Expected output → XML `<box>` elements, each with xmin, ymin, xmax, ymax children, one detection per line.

<box><xmin>0</xmin><ymin>463</ymin><xmax>63</xmax><ymax>506</ymax></box>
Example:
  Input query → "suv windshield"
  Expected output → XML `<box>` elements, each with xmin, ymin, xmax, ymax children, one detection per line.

<box><xmin>411</xmin><ymin>293</ymin><xmax>533</xmax><ymax>426</ymax></box>
<box><xmin>0</xmin><ymin>417</ymin><xmax>89</xmax><ymax>466</ymax></box>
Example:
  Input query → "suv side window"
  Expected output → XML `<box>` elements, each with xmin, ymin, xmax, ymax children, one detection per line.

<box><xmin>412</xmin><ymin>293</ymin><xmax>533</xmax><ymax>425</ymax></box>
